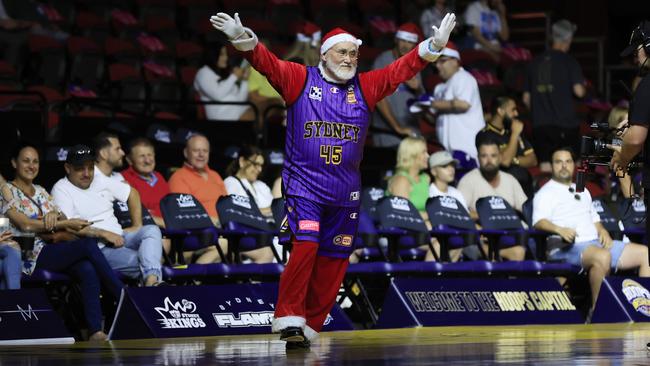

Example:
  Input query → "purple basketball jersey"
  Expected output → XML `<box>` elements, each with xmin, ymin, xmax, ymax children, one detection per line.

<box><xmin>282</xmin><ymin>67</ymin><xmax>370</xmax><ymax>207</ymax></box>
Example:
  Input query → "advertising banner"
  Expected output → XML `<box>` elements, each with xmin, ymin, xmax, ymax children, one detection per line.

<box><xmin>109</xmin><ymin>283</ymin><xmax>353</xmax><ymax>340</ymax></box>
<box><xmin>376</xmin><ymin>278</ymin><xmax>583</xmax><ymax>328</ymax></box>
<box><xmin>591</xmin><ymin>276</ymin><xmax>650</xmax><ymax>323</ymax></box>
<box><xmin>0</xmin><ymin>288</ymin><xmax>74</xmax><ymax>345</ymax></box>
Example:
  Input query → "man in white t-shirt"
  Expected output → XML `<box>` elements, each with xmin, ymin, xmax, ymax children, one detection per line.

<box><xmin>463</xmin><ymin>0</ymin><xmax>509</xmax><ymax>59</ymax></box>
<box><xmin>533</xmin><ymin>147</ymin><xmax>650</xmax><ymax>310</ymax></box>
<box><xmin>52</xmin><ymin>145</ymin><xmax>164</xmax><ymax>286</ymax></box>
<box><xmin>430</xmin><ymin>43</ymin><xmax>484</xmax><ymax>161</ymax></box>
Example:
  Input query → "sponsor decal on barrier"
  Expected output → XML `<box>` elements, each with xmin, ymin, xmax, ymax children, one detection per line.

<box><xmin>621</xmin><ymin>279</ymin><xmax>650</xmax><ymax>317</ymax></box>
<box><xmin>0</xmin><ymin>289</ymin><xmax>74</xmax><ymax>344</ymax></box>
<box><xmin>592</xmin><ymin>277</ymin><xmax>650</xmax><ymax>323</ymax></box>
<box><xmin>154</xmin><ymin>297</ymin><xmax>206</xmax><ymax>329</ymax></box>
<box><xmin>376</xmin><ymin>278</ymin><xmax>582</xmax><ymax>328</ymax></box>
<box><xmin>109</xmin><ymin>284</ymin><xmax>352</xmax><ymax>340</ymax></box>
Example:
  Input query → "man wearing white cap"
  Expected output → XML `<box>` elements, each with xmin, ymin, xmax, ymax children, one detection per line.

<box><xmin>210</xmin><ymin>11</ymin><xmax>456</xmax><ymax>349</ymax></box>
<box><xmin>430</xmin><ymin>42</ymin><xmax>484</xmax><ymax>161</ymax></box>
<box><xmin>372</xmin><ymin>22</ymin><xmax>425</xmax><ymax>147</ymax></box>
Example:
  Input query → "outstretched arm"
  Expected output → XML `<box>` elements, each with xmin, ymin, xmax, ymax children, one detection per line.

<box><xmin>360</xmin><ymin>13</ymin><xmax>456</xmax><ymax>109</ymax></box>
<box><xmin>210</xmin><ymin>12</ymin><xmax>307</xmax><ymax>105</ymax></box>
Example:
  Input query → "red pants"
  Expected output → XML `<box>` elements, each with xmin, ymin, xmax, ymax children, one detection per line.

<box><xmin>274</xmin><ymin>239</ymin><xmax>349</xmax><ymax>333</ymax></box>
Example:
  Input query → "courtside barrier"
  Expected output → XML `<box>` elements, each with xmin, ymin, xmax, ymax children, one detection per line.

<box><xmin>591</xmin><ymin>277</ymin><xmax>650</xmax><ymax>323</ymax></box>
<box><xmin>0</xmin><ymin>289</ymin><xmax>74</xmax><ymax>345</ymax></box>
<box><xmin>109</xmin><ymin>283</ymin><xmax>353</xmax><ymax>340</ymax></box>
<box><xmin>376</xmin><ymin>278</ymin><xmax>583</xmax><ymax>328</ymax></box>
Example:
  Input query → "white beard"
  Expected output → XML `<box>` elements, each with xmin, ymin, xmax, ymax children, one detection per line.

<box><xmin>330</xmin><ymin>63</ymin><xmax>356</xmax><ymax>80</ymax></box>
<box><xmin>321</xmin><ymin>61</ymin><xmax>356</xmax><ymax>82</ymax></box>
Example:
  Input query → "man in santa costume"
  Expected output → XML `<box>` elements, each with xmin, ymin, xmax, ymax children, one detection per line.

<box><xmin>210</xmin><ymin>12</ymin><xmax>456</xmax><ymax>349</ymax></box>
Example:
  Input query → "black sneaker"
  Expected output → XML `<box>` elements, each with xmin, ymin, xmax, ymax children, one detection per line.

<box><xmin>286</xmin><ymin>338</ymin><xmax>311</xmax><ymax>350</ymax></box>
<box><xmin>279</xmin><ymin>326</ymin><xmax>305</xmax><ymax>342</ymax></box>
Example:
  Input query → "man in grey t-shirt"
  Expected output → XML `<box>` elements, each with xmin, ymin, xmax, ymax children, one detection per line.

<box><xmin>372</xmin><ymin>22</ymin><xmax>425</xmax><ymax>147</ymax></box>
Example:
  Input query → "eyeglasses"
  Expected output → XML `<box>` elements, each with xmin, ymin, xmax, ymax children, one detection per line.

<box><xmin>246</xmin><ymin>158</ymin><xmax>264</xmax><ymax>168</ymax></box>
<box><xmin>333</xmin><ymin>49</ymin><xmax>359</xmax><ymax>60</ymax></box>
<box><xmin>568</xmin><ymin>187</ymin><xmax>581</xmax><ymax>201</ymax></box>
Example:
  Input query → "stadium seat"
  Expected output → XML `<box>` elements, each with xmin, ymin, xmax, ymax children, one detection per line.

<box><xmin>376</xmin><ymin>196</ymin><xmax>430</xmax><ymax>263</ymax></box>
<box><xmin>159</xmin><ymin>193</ymin><xmax>223</xmax><ymax>267</ymax></box>
<box><xmin>426</xmin><ymin>195</ymin><xmax>477</xmax><ymax>262</ymax></box>
<box><xmin>215</xmin><ymin>194</ymin><xmax>282</xmax><ymax>264</ymax></box>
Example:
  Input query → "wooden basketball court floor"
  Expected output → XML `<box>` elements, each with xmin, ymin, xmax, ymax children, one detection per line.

<box><xmin>3</xmin><ymin>324</ymin><xmax>650</xmax><ymax>365</ymax></box>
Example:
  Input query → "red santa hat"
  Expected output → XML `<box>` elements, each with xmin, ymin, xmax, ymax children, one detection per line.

<box><xmin>395</xmin><ymin>22</ymin><xmax>423</xmax><ymax>43</ymax></box>
<box><xmin>320</xmin><ymin>28</ymin><xmax>363</xmax><ymax>55</ymax></box>
<box><xmin>440</xmin><ymin>41</ymin><xmax>460</xmax><ymax>60</ymax></box>
<box><xmin>296</xmin><ymin>21</ymin><xmax>322</xmax><ymax>47</ymax></box>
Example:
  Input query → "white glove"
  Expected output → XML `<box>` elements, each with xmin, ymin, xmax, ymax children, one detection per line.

<box><xmin>430</xmin><ymin>13</ymin><xmax>456</xmax><ymax>50</ymax></box>
<box><xmin>210</xmin><ymin>12</ymin><xmax>245</xmax><ymax>40</ymax></box>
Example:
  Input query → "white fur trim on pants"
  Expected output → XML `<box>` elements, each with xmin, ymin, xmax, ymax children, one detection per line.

<box><xmin>271</xmin><ymin>315</ymin><xmax>305</xmax><ymax>333</ymax></box>
<box><xmin>304</xmin><ymin>325</ymin><xmax>319</xmax><ymax>341</ymax></box>
<box><xmin>418</xmin><ymin>39</ymin><xmax>443</xmax><ymax>62</ymax></box>
<box><xmin>231</xmin><ymin>27</ymin><xmax>258</xmax><ymax>52</ymax></box>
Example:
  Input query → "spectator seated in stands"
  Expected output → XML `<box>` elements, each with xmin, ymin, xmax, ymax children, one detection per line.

<box><xmin>372</xmin><ymin>22</ymin><xmax>425</xmax><ymax>147</ymax></box>
<box><xmin>169</xmin><ymin>133</ymin><xmax>226</xmax><ymax>226</ymax></box>
<box><xmin>427</xmin><ymin>42</ymin><xmax>484</xmax><ymax>161</ymax></box>
<box><xmin>169</xmin><ymin>134</ymin><xmax>273</xmax><ymax>264</ymax></box>
<box><xmin>224</xmin><ymin>145</ymin><xmax>274</xmax><ymax>218</ymax></box>
<box><xmin>476</xmin><ymin>95</ymin><xmax>538</xmax><ymax>197</ymax></box>
<box><xmin>0</xmin><ymin>225</ymin><xmax>19</xmax><ymax>289</ymax></box>
<box><xmin>421</xmin><ymin>0</ymin><xmax>455</xmax><ymax>39</ymax></box>
<box><xmin>428</xmin><ymin>150</ymin><xmax>470</xmax><ymax>261</ymax></box>
<box><xmin>457</xmin><ymin>135</ymin><xmax>526</xmax><ymax>261</ymax></box>
<box><xmin>2</xmin><ymin>143</ymin><xmax>124</xmax><ymax>341</ymax></box>
<box><xmin>194</xmin><ymin>41</ymin><xmax>254</xmax><ymax>121</ymax></box>
<box><xmin>387</xmin><ymin>137</ymin><xmax>438</xmax><ymax>261</ymax></box>
<box><xmin>121</xmin><ymin>138</ymin><xmax>169</xmax><ymax>227</ymax></box>
<box><xmin>283</xmin><ymin>21</ymin><xmax>321</xmax><ymax>67</ymax></box>
<box><xmin>533</xmin><ymin>147</ymin><xmax>650</xmax><ymax>312</ymax></box>
<box><xmin>51</xmin><ymin>143</ymin><xmax>164</xmax><ymax>287</ymax></box>
<box><xmin>248</xmin><ymin>43</ymin><xmax>285</xmax><ymax>127</ymax></box>
<box><xmin>462</xmin><ymin>0</ymin><xmax>509</xmax><ymax>61</ymax></box>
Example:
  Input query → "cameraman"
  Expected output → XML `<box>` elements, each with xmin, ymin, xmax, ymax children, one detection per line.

<box><xmin>610</xmin><ymin>20</ymin><xmax>650</xmax><ymax>240</ymax></box>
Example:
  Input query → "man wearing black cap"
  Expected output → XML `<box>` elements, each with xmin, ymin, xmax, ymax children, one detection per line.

<box><xmin>611</xmin><ymin>20</ymin><xmax>650</xmax><ymax>266</ymax></box>
<box><xmin>52</xmin><ymin>144</ymin><xmax>164</xmax><ymax>286</ymax></box>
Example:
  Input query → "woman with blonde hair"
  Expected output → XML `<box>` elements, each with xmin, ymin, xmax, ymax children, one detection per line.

<box><xmin>386</xmin><ymin>137</ymin><xmax>442</xmax><ymax>261</ymax></box>
<box><xmin>388</xmin><ymin>137</ymin><xmax>431</xmax><ymax>217</ymax></box>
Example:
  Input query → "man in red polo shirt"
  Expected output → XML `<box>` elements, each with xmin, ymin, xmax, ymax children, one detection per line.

<box><xmin>121</xmin><ymin>138</ymin><xmax>170</xmax><ymax>227</ymax></box>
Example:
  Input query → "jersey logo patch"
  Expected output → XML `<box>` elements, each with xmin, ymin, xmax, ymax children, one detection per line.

<box><xmin>350</xmin><ymin>191</ymin><xmax>360</xmax><ymax>201</ymax></box>
<box><xmin>346</xmin><ymin>85</ymin><xmax>357</xmax><ymax>104</ymax></box>
<box><xmin>299</xmin><ymin>220</ymin><xmax>320</xmax><ymax>232</ymax></box>
<box><xmin>333</xmin><ymin>234</ymin><xmax>353</xmax><ymax>247</ymax></box>
<box><xmin>330</xmin><ymin>87</ymin><xmax>339</xmax><ymax>94</ymax></box>
<box><xmin>309</xmin><ymin>86</ymin><xmax>322</xmax><ymax>101</ymax></box>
